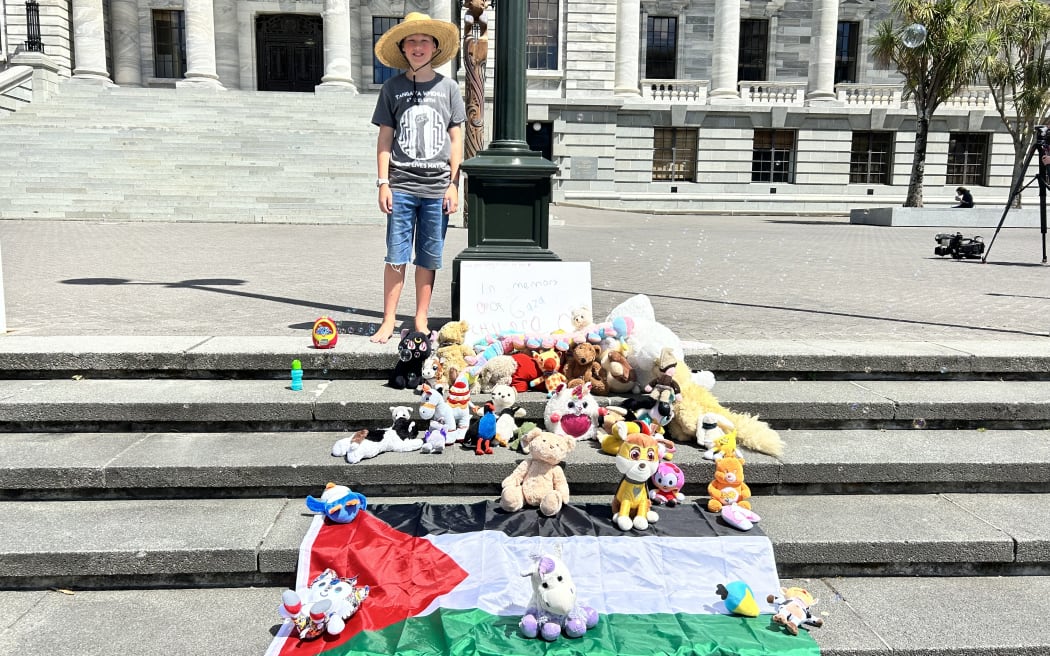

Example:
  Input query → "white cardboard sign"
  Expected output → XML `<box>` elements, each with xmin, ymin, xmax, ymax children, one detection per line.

<box><xmin>459</xmin><ymin>261</ymin><xmax>592</xmax><ymax>345</ymax></box>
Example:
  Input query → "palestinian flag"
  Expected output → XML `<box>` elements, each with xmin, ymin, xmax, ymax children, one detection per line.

<box><xmin>265</xmin><ymin>501</ymin><xmax>820</xmax><ymax>656</ymax></box>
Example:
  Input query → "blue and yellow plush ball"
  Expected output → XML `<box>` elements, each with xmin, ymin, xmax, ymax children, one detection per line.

<box><xmin>716</xmin><ymin>581</ymin><xmax>760</xmax><ymax>617</ymax></box>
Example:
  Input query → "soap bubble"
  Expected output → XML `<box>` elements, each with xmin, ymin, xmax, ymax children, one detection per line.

<box><xmin>902</xmin><ymin>23</ymin><xmax>927</xmax><ymax>48</ymax></box>
<box><xmin>912</xmin><ymin>418</ymin><xmax>927</xmax><ymax>429</ymax></box>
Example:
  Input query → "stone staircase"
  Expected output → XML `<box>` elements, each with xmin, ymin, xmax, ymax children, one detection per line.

<box><xmin>0</xmin><ymin>84</ymin><xmax>382</xmax><ymax>224</ymax></box>
<box><xmin>3</xmin><ymin>336</ymin><xmax>1050</xmax><ymax>655</ymax></box>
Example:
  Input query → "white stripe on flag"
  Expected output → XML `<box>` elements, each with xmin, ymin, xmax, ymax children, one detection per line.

<box><xmin>419</xmin><ymin>531</ymin><xmax>779</xmax><ymax>617</ymax></box>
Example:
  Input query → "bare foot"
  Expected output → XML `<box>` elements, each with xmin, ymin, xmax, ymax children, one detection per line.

<box><xmin>414</xmin><ymin>318</ymin><xmax>429</xmax><ymax>334</ymax></box>
<box><xmin>369</xmin><ymin>322</ymin><xmax>396</xmax><ymax>344</ymax></box>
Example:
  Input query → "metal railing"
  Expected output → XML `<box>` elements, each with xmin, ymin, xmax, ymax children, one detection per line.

<box><xmin>24</xmin><ymin>0</ymin><xmax>44</xmax><ymax>53</ymax></box>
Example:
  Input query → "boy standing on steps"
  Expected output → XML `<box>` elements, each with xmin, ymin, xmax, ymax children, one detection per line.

<box><xmin>369</xmin><ymin>12</ymin><xmax>466</xmax><ymax>344</ymax></box>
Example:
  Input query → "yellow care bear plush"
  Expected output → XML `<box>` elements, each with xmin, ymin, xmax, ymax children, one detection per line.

<box><xmin>500</xmin><ymin>428</ymin><xmax>575</xmax><ymax>516</ymax></box>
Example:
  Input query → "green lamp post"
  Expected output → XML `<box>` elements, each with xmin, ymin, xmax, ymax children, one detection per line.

<box><xmin>451</xmin><ymin>0</ymin><xmax>560</xmax><ymax>319</ymax></box>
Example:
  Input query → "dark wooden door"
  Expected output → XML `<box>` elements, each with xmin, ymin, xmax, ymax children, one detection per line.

<box><xmin>256</xmin><ymin>14</ymin><xmax>323</xmax><ymax>92</ymax></box>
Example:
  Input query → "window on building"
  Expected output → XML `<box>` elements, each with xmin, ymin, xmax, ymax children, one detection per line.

<box><xmin>850</xmin><ymin>131</ymin><xmax>893</xmax><ymax>184</ymax></box>
<box><xmin>645</xmin><ymin>16</ymin><xmax>677</xmax><ymax>79</ymax></box>
<box><xmin>653</xmin><ymin>128</ymin><xmax>698</xmax><ymax>182</ymax></box>
<box><xmin>835</xmin><ymin>22</ymin><xmax>860</xmax><ymax>84</ymax></box>
<box><xmin>373</xmin><ymin>16</ymin><xmax>401</xmax><ymax>84</ymax></box>
<box><xmin>527</xmin><ymin>0</ymin><xmax>559</xmax><ymax>70</ymax></box>
<box><xmin>947</xmin><ymin>132</ymin><xmax>990</xmax><ymax>186</ymax></box>
<box><xmin>738</xmin><ymin>19</ymin><xmax>769</xmax><ymax>81</ymax></box>
<box><xmin>752</xmin><ymin>129</ymin><xmax>796</xmax><ymax>183</ymax></box>
<box><xmin>152</xmin><ymin>10</ymin><xmax>186</xmax><ymax>78</ymax></box>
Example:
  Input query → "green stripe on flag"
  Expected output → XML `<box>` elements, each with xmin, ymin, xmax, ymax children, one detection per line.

<box><xmin>318</xmin><ymin>608</ymin><xmax>820</xmax><ymax>656</ymax></box>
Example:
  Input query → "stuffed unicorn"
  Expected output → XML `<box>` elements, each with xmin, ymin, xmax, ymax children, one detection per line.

<box><xmin>419</xmin><ymin>384</ymin><xmax>462</xmax><ymax>444</ymax></box>
<box><xmin>520</xmin><ymin>553</ymin><xmax>598</xmax><ymax>641</ymax></box>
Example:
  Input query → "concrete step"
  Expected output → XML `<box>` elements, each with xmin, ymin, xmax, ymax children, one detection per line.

<box><xmin>1</xmin><ymin>576</ymin><xmax>1047</xmax><ymax>656</ymax></box>
<box><xmin>0</xmin><ymin>493</ymin><xmax>1047</xmax><ymax>588</ymax></box>
<box><xmin>2</xmin><ymin>377</ymin><xmax>1050</xmax><ymax>431</ymax></box>
<box><xmin>3</xmin><ymin>336</ymin><xmax>1048</xmax><ymax>378</ymax></box>
<box><xmin>0</xmin><ymin>429</ymin><xmax>1046</xmax><ymax>499</ymax></box>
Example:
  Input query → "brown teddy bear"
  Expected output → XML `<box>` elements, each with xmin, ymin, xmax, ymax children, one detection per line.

<box><xmin>667</xmin><ymin>358</ymin><xmax>784</xmax><ymax>457</ymax></box>
<box><xmin>500</xmin><ymin>427</ymin><xmax>575</xmax><ymax>516</ymax></box>
<box><xmin>435</xmin><ymin>320</ymin><xmax>475</xmax><ymax>388</ymax></box>
<box><xmin>562</xmin><ymin>343</ymin><xmax>608</xmax><ymax>395</ymax></box>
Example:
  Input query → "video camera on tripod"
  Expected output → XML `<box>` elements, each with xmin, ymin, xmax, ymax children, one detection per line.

<box><xmin>934</xmin><ymin>232</ymin><xmax>985</xmax><ymax>259</ymax></box>
<box><xmin>983</xmin><ymin>124</ymin><xmax>1050</xmax><ymax>263</ymax></box>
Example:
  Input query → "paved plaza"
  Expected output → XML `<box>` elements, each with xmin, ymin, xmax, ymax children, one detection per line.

<box><xmin>0</xmin><ymin>205</ymin><xmax>1047</xmax><ymax>341</ymax></box>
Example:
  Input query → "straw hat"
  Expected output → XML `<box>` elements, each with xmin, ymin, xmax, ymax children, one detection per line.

<box><xmin>374</xmin><ymin>12</ymin><xmax>460</xmax><ymax>71</ymax></box>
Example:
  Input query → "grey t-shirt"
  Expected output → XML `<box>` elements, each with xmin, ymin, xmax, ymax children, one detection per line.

<box><xmin>371</xmin><ymin>73</ymin><xmax>467</xmax><ymax>199</ymax></box>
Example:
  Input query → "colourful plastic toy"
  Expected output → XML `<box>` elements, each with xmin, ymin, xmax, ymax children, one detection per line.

<box><xmin>290</xmin><ymin>359</ymin><xmax>303</xmax><ymax>391</ymax></box>
<box><xmin>312</xmin><ymin>316</ymin><xmax>338</xmax><ymax>349</ymax></box>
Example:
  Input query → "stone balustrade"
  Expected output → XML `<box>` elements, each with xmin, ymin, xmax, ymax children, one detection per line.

<box><xmin>640</xmin><ymin>78</ymin><xmax>708</xmax><ymax>103</ymax></box>
<box><xmin>739</xmin><ymin>80</ymin><xmax>806</xmax><ymax>105</ymax></box>
<box><xmin>837</xmin><ymin>83</ymin><xmax>902</xmax><ymax>106</ymax></box>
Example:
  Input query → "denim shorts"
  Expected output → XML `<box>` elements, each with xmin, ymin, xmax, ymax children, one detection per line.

<box><xmin>385</xmin><ymin>191</ymin><xmax>450</xmax><ymax>270</ymax></box>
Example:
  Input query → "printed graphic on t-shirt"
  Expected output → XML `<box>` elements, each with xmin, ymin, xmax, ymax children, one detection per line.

<box><xmin>398</xmin><ymin>105</ymin><xmax>446</xmax><ymax>161</ymax></box>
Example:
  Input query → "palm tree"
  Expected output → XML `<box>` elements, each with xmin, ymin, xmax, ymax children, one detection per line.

<box><xmin>981</xmin><ymin>0</ymin><xmax>1050</xmax><ymax>207</ymax></box>
<box><xmin>871</xmin><ymin>0</ymin><xmax>988</xmax><ymax>207</ymax></box>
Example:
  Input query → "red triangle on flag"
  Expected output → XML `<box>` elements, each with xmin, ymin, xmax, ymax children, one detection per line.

<box><xmin>277</xmin><ymin>511</ymin><xmax>469</xmax><ymax>655</ymax></box>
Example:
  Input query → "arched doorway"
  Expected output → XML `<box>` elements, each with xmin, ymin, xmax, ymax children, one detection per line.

<box><xmin>255</xmin><ymin>14</ymin><xmax>323</xmax><ymax>92</ymax></box>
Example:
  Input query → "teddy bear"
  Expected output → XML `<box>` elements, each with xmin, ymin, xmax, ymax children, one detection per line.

<box><xmin>569</xmin><ymin>306</ymin><xmax>603</xmax><ymax>345</ymax></box>
<box><xmin>600</xmin><ymin>347</ymin><xmax>637</xmax><ymax>395</ymax></box>
<box><xmin>435</xmin><ymin>320</ymin><xmax>476</xmax><ymax>387</ymax></box>
<box><xmin>562</xmin><ymin>342</ymin><xmax>608</xmax><ymax>396</ymax></box>
<box><xmin>500</xmin><ymin>427</ymin><xmax>575</xmax><ymax>516</ymax></box>
<box><xmin>389</xmin><ymin>330</ymin><xmax>437</xmax><ymax>390</ymax></box>
<box><xmin>707</xmin><ymin>456</ymin><xmax>751</xmax><ymax>513</ymax></box>
<box><xmin>667</xmin><ymin>358</ymin><xmax>783</xmax><ymax>457</ymax></box>
<box><xmin>474</xmin><ymin>354</ymin><xmax>519</xmax><ymax>393</ymax></box>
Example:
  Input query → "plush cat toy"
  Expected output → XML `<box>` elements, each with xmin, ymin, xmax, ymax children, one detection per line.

<box><xmin>544</xmin><ymin>382</ymin><xmax>604</xmax><ymax>444</ymax></box>
<box><xmin>278</xmin><ymin>569</ymin><xmax>369</xmax><ymax>639</ymax></box>
<box><xmin>389</xmin><ymin>330</ymin><xmax>437</xmax><ymax>390</ymax></box>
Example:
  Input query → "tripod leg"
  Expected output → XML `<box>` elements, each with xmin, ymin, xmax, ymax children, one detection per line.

<box><xmin>1041</xmin><ymin>147</ymin><xmax>1048</xmax><ymax>264</ymax></box>
<box><xmin>984</xmin><ymin>141</ymin><xmax>1038</xmax><ymax>262</ymax></box>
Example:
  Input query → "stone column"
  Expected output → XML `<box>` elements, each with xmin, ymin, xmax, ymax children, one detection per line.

<box><xmin>431</xmin><ymin>0</ymin><xmax>454</xmax><ymax>79</ymax></box>
<box><xmin>71</xmin><ymin>0</ymin><xmax>113</xmax><ymax>83</ymax></box>
<box><xmin>178</xmin><ymin>0</ymin><xmax>225</xmax><ymax>88</ymax></box>
<box><xmin>614</xmin><ymin>0</ymin><xmax>641</xmax><ymax>96</ymax></box>
<box><xmin>709</xmin><ymin>0</ymin><xmax>740</xmax><ymax>102</ymax></box>
<box><xmin>110</xmin><ymin>0</ymin><xmax>141</xmax><ymax>86</ymax></box>
<box><xmin>213</xmin><ymin>0</ymin><xmax>240</xmax><ymax>89</ymax></box>
<box><xmin>806</xmin><ymin>0</ymin><xmax>838</xmax><ymax>102</ymax></box>
<box><xmin>317</xmin><ymin>0</ymin><xmax>357</xmax><ymax>91</ymax></box>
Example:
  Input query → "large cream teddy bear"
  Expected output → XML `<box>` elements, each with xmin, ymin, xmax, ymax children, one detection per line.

<box><xmin>500</xmin><ymin>428</ymin><xmax>575</xmax><ymax>516</ymax></box>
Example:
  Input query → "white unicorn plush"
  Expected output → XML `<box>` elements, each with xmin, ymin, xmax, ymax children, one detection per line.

<box><xmin>418</xmin><ymin>384</ymin><xmax>462</xmax><ymax>445</ymax></box>
<box><xmin>519</xmin><ymin>553</ymin><xmax>598</xmax><ymax>641</ymax></box>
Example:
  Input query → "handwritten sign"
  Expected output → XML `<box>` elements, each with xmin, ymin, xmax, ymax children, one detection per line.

<box><xmin>460</xmin><ymin>261</ymin><xmax>593</xmax><ymax>345</ymax></box>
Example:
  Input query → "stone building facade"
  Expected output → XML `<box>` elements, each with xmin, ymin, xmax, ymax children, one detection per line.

<box><xmin>0</xmin><ymin>0</ymin><xmax>1021</xmax><ymax>213</ymax></box>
